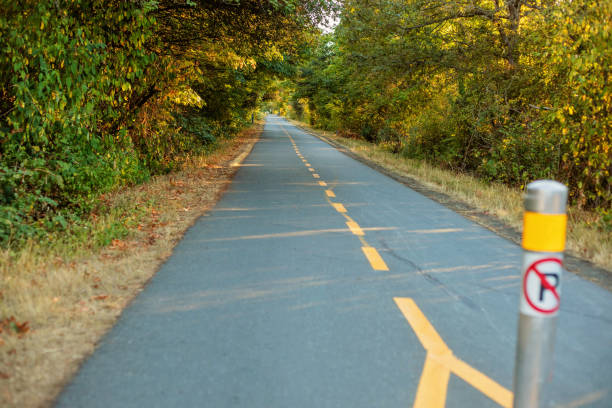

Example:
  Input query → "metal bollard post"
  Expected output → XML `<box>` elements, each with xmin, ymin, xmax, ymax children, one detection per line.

<box><xmin>513</xmin><ymin>180</ymin><xmax>568</xmax><ymax>408</ymax></box>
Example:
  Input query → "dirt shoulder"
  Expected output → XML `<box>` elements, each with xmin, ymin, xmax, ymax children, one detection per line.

<box><xmin>289</xmin><ymin>119</ymin><xmax>612</xmax><ymax>292</ymax></box>
<box><xmin>0</xmin><ymin>124</ymin><xmax>261</xmax><ymax>407</ymax></box>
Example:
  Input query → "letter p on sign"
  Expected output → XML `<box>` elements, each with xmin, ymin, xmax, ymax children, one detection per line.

<box><xmin>520</xmin><ymin>255</ymin><xmax>562</xmax><ymax>316</ymax></box>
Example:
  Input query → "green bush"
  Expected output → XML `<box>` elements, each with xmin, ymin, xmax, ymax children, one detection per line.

<box><xmin>293</xmin><ymin>0</ymin><xmax>610</xmax><ymax>211</ymax></box>
<box><xmin>0</xmin><ymin>1</ymin><xmax>155</xmax><ymax>244</ymax></box>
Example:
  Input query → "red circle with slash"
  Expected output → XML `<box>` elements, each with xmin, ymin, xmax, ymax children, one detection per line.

<box><xmin>523</xmin><ymin>257</ymin><xmax>562</xmax><ymax>314</ymax></box>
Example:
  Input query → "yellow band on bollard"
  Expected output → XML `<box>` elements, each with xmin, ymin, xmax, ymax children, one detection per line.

<box><xmin>522</xmin><ymin>211</ymin><xmax>567</xmax><ymax>252</ymax></box>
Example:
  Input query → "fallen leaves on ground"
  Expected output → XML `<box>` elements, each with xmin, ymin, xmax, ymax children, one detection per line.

<box><xmin>91</xmin><ymin>295</ymin><xmax>109</xmax><ymax>301</ymax></box>
<box><xmin>0</xmin><ymin>124</ymin><xmax>261</xmax><ymax>408</ymax></box>
<box><xmin>0</xmin><ymin>317</ymin><xmax>30</xmax><ymax>337</ymax></box>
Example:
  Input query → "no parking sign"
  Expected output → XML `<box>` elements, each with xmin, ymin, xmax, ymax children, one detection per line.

<box><xmin>513</xmin><ymin>180</ymin><xmax>568</xmax><ymax>408</ymax></box>
<box><xmin>519</xmin><ymin>254</ymin><xmax>563</xmax><ymax>316</ymax></box>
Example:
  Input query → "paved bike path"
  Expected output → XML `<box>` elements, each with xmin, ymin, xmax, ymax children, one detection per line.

<box><xmin>56</xmin><ymin>116</ymin><xmax>612</xmax><ymax>407</ymax></box>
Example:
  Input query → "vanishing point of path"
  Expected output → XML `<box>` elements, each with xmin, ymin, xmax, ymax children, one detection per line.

<box><xmin>56</xmin><ymin>116</ymin><xmax>612</xmax><ymax>407</ymax></box>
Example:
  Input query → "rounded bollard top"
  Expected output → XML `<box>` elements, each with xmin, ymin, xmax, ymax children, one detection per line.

<box><xmin>524</xmin><ymin>180</ymin><xmax>568</xmax><ymax>214</ymax></box>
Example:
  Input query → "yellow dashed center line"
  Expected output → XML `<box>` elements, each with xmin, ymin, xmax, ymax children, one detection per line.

<box><xmin>361</xmin><ymin>246</ymin><xmax>389</xmax><ymax>271</ymax></box>
<box><xmin>331</xmin><ymin>203</ymin><xmax>347</xmax><ymax>213</ymax></box>
<box><xmin>284</xmin><ymin>123</ymin><xmax>508</xmax><ymax>408</ymax></box>
<box><xmin>284</xmin><ymin>124</ymin><xmax>390</xmax><ymax>275</ymax></box>
<box><xmin>346</xmin><ymin>221</ymin><xmax>364</xmax><ymax>236</ymax></box>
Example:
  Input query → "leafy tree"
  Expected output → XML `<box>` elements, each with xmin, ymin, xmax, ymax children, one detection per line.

<box><xmin>291</xmin><ymin>0</ymin><xmax>610</xmax><ymax>211</ymax></box>
<box><xmin>0</xmin><ymin>0</ymin><xmax>334</xmax><ymax>244</ymax></box>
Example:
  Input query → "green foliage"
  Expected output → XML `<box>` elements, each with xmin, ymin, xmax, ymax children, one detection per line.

<box><xmin>0</xmin><ymin>0</ymin><xmax>329</xmax><ymax>245</ymax></box>
<box><xmin>541</xmin><ymin>0</ymin><xmax>611</xmax><ymax>208</ymax></box>
<box><xmin>175</xmin><ymin>112</ymin><xmax>218</xmax><ymax>146</ymax></box>
<box><xmin>0</xmin><ymin>0</ymin><xmax>156</xmax><ymax>244</ymax></box>
<box><xmin>292</xmin><ymin>0</ymin><xmax>611</xmax><ymax>211</ymax></box>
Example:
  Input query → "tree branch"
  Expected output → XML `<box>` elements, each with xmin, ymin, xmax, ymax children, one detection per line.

<box><xmin>402</xmin><ymin>8</ymin><xmax>499</xmax><ymax>32</ymax></box>
<box><xmin>528</xmin><ymin>104</ymin><xmax>553</xmax><ymax>111</ymax></box>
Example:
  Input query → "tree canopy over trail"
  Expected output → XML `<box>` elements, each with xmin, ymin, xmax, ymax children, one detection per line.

<box><xmin>0</xmin><ymin>0</ymin><xmax>335</xmax><ymax>243</ymax></box>
<box><xmin>1</xmin><ymin>0</ymin><xmax>609</xmax><ymax>244</ymax></box>
<box><xmin>286</xmin><ymin>0</ymin><xmax>611</xmax><ymax>214</ymax></box>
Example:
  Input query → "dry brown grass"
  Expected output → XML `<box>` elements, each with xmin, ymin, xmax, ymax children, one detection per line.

<box><xmin>0</xmin><ymin>124</ymin><xmax>261</xmax><ymax>407</ymax></box>
<box><xmin>291</xmin><ymin>120</ymin><xmax>611</xmax><ymax>272</ymax></box>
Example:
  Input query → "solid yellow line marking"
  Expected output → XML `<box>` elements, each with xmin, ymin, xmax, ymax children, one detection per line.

<box><xmin>326</xmin><ymin>189</ymin><xmax>336</xmax><ymax>198</ymax></box>
<box><xmin>313</xmin><ymin>174</ymin><xmax>320</xmax><ymax>179</ymax></box>
<box><xmin>318</xmin><ymin>181</ymin><xmax>327</xmax><ymax>186</ymax></box>
<box><xmin>414</xmin><ymin>354</ymin><xmax>451</xmax><ymax>408</ymax></box>
<box><xmin>346</xmin><ymin>221</ymin><xmax>364</xmax><ymax>236</ymax></box>
<box><xmin>449</xmin><ymin>356</ymin><xmax>513</xmax><ymax>408</ymax></box>
<box><xmin>394</xmin><ymin>298</ymin><xmax>450</xmax><ymax>355</ymax></box>
<box><xmin>361</xmin><ymin>246</ymin><xmax>389</xmax><ymax>271</ymax></box>
<box><xmin>332</xmin><ymin>203</ymin><xmax>347</xmax><ymax>213</ymax></box>
<box><xmin>394</xmin><ymin>298</ymin><xmax>513</xmax><ymax>408</ymax></box>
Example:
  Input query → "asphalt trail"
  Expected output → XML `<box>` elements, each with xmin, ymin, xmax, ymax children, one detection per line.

<box><xmin>56</xmin><ymin>116</ymin><xmax>612</xmax><ymax>407</ymax></box>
